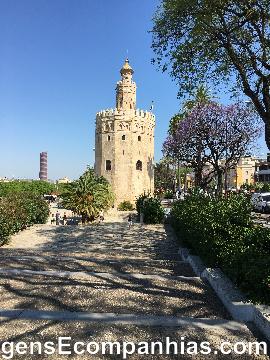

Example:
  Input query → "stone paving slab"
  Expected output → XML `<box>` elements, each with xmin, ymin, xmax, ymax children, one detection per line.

<box><xmin>0</xmin><ymin>256</ymin><xmax>195</xmax><ymax>276</ymax></box>
<box><xmin>0</xmin><ymin>319</ymin><xmax>267</xmax><ymax>359</ymax></box>
<box><xmin>4</xmin><ymin>223</ymin><xmax>180</xmax><ymax>260</ymax></box>
<box><xmin>0</xmin><ymin>273</ymin><xmax>229</xmax><ymax>319</ymax></box>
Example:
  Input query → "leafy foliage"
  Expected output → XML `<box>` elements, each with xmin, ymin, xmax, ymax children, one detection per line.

<box><xmin>164</xmin><ymin>190</ymin><xmax>174</xmax><ymax>199</ymax></box>
<box><xmin>171</xmin><ymin>193</ymin><xmax>270</xmax><ymax>304</ymax></box>
<box><xmin>0</xmin><ymin>180</ymin><xmax>56</xmax><ymax>197</ymax></box>
<box><xmin>117</xmin><ymin>201</ymin><xmax>134</xmax><ymax>211</ymax></box>
<box><xmin>135</xmin><ymin>194</ymin><xmax>149</xmax><ymax>216</ymax></box>
<box><xmin>154</xmin><ymin>158</ymin><xmax>175</xmax><ymax>191</ymax></box>
<box><xmin>151</xmin><ymin>0</ymin><xmax>270</xmax><ymax>148</ymax></box>
<box><xmin>136</xmin><ymin>195</ymin><xmax>164</xmax><ymax>224</ymax></box>
<box><xmin>241</xmin><ymin>182</ymin><xmax>270</xmax><ymax>192</ymax></box>
<box><xmin>0</xmin><ymin>192</ymin><xmax>49</xmax><ymax>245</ymax></box>
<box><xmin>61</xmin><ymin>169</ymin><xmax>114</xmax><ymax>222</ymax></box>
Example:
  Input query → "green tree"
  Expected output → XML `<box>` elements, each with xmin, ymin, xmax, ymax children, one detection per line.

<box><xmin>154</xmin><ymin>157</ymin><xmax>175</xmax><ymax>191</ymax></box>
<box><xmin>0</xmin><ymin>180</ymin><xmax>55</xmax><ymax>197</ymax></box>
<box><xmin>169</xmin><ymin>86</ymin><xmax>212</xmax><ymax>135</ymax></box>
<box><xmin>61</xmin><ymin>169</ymin><xmax>114</xmax><ymax>223</ymax></box>
<box><xmin>152</xmin><ymin>0</ymin><xmax>270</xmax><ymax>149</ymax></box>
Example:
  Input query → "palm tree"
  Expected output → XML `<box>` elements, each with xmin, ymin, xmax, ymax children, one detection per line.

<box><xmin>61</xmin><ymin>169</ymin><xmax>114</xmax><ymax>223</ymax></box>
<box><xmin>183</xmin><ymin>85</ymin><xmax>212</xmax><ymax>112</ymax></box>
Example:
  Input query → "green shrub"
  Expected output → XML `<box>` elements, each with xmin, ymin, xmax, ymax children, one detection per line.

<box><xmin>136</xmin><ymin>195</ymin><xmax>164</xmax><ymax>224</ymax></box>
<box><xmin>135</xmin><ymin>194</ymin><xmax>149</xmax><ymax>215</ymax></box>
<box><xmin>171</xmin><ymin>193</ymin><xmax>270</xmax><ymax>305</ymax></box>
<box><xmin>117</xmin><ymin>201</ymin><xmax>134</xmax><ymax>211</ymax></box>
<box><xmin>0</xmin><ymin>192</ymin><xmax>49</xmax><ymax>245</ymax></box>
<box><xmin>164</xmin><ymin>190</ymin><xmax>174</xmax><ymax>199</ymax></box>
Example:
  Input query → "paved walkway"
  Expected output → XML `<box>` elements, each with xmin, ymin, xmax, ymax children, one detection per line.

<box><xmin>0</xmin><ymin>220</ymin><xmax>268</xmax><ymax>359</ymax></box>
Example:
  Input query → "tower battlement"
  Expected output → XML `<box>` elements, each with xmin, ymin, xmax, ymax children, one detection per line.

<box><xmin>96</xmin><ymin>108</ymin><xmax>155</xmax><ymax>121</ymax></box>
<box><xmin>94</xmin><ymin>59</ymin><xmax>155</xmax><ymax>205</ymax></box>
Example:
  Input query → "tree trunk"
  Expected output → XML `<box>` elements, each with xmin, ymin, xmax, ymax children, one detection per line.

<box><xmin>194</xmin><ymin>167</ymin><xmax>203</xmax><ymax>188</ymax></box>
<box><xmin>81</xmin><ymin>213</ymin><xmax>87</xmax><ymax>225</ymax></box>
<box><xmin>216</xmin><ymin>170</ymin><xmax>223</xmax><ymax>197</ymax></box>
<box><xmin>177</xmin><ymin>160</ymin><xmax>181</xmax><ymax>191</ymax></box>
<box><xmin>265</xmin><ymin>121</ymin><xmax>270</xmax><ymax>151</ymax></box>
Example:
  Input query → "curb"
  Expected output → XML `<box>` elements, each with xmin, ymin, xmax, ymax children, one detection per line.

<box><xmin>201</xmin><ymin>268</ymin><xmax>253</xmax><ymax>322</ymax></box>
<box><xmin>179</xmin><ymin>246</ymin><xmax>270</xmax><ymax>342</ymax></box>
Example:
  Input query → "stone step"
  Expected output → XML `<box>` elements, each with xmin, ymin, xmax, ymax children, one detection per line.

<box><xmin>0</xmin><ymin>313</ymin><xmax>267</xmax><ymax>359</ymax></box>
<box><xmin>0</xmin><ymin>271</ymin><xmax>229</xmax><ymax>319</ymax></box>
<box><xmin>0</xmin><ymin>255</ymin><xmax>195</xmax><ymax>276</ymax></box>
<box><xmin>0</xmin><ymin>249</ymin><xmax>180</xmax><ymax>261</ymax></box>
<box><xmin>0</xmin><ymin>268</ymin><xmax>199</xmax><ymax>281</ymax></box>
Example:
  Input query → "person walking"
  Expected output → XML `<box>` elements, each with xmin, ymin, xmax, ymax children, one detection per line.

<box><xmin>51</xmin><ymin>214</ymin><xmax>55</xmax><ymax>225</ymax></box>
<box><xmin>128</xmin><ymin>214</ymin><xmax>133</xmax><ymax>229</ymax></box>
<box><xmin>55</xmin><ymin>211</ymin><xmax>61</xmax><ymax>225</ymax></box>
<box><xmin>63</xmin><ymin>213</ymin><xmax>67</xmax><ymax>225</ymax></box>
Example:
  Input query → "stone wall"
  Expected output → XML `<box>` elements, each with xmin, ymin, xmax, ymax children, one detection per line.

<box><xmin>95</xmin><ymin>108</ymin><xmax>155</xmax><ymax>206</ymax></box>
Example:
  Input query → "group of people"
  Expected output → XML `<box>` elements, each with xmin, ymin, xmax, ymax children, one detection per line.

<box><xmin>49</xmin><ymin>209</ymin><xmax>134</xmax><ymax>228</ymax></box>
<box><xmin>50</xmin><ymin>211</ymin><xmax>68</xmax><ymax>225</ymax></box>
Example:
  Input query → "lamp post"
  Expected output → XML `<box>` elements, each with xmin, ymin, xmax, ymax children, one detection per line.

<box><xmin>177</xmin><ymin>159</ymin><xmax>181</xmax><ymax>192</ymax></box>
<box><xmin>93</xmin><ymin>148</ymin><xmax>95</xmax><ymax>171</ymax></box>
<box><xmin>224</xmin><ymin>120</ymin><xmax>228</xmax><ymax>197</ymax></box>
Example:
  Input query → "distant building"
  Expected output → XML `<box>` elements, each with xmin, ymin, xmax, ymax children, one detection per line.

<box><xmin>254</xmin><ymin>153</ymin><xmax>270</xmax><ymax>183</ymax></box>
<box><xmin>0</xmin><ymin>177</ymin><xmax>10</xmax><ymax>182</ymax></box>
<box><xmin>57</xmin><ymin>177</ymin><xmax>70</xmax><ymax>184</ymax></box>
<box><xmin>223</xmin><ymin>156</ymin><xmax>266</xmax><ymax>189</ymax></box>
<box><xmin>39</xmin><ymin>152</ymin><xmax>48</xmax><ymax>181</ymax></box>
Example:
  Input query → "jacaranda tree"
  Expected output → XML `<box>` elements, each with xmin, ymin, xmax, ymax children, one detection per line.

<box><xmin>163</xmin><ymin>102</ymin><xmax>261</xmax><ymax>193</ymax></box>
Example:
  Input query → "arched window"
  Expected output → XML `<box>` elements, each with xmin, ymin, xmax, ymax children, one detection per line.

<box><xmin>122</xmin><ymin>135</ymin><xmax>126</xmax><ymax>140</ymax></box>
<box><xmin>138</xmin><ymin>136</ymin><xmax>141</xmax><ymax>141</ymax></box>
<box><xmin>106</xmin><ymin>160</ymin><xmax>111</xmax><ymax>171</ymax></box>
<box><xmin>136</xmin><ymin>160</ymin><xmax>142</xmax><ymax>171</ymax></box>
<box><xmin>107</xmin><ymin>135</ymin><xmax>111</xmax><ymax>141</ymax></box>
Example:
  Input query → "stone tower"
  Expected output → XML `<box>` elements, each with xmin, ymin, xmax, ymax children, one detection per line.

<box><xmin>95</xmin><ymin>59</ymin><xmax>155</xmax><ymax>206</ymax></box>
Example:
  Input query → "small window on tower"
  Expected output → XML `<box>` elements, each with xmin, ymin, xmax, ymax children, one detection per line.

<box><xmin>136</xmin><ymin>160</ymin><xmax>142</xmax><ymax>171</ymax></box>
<box><xmin>138</xmin><ymin>136</ymin><xmax>141</xmax><ymax>141</ymax></box>
<box><xmin>108</xmin><ymin>135</ymin><xmax>111</xmax><ymax>141</ymax></box>
<box><xmin>106</xmin><ymin>160</ymin><xmax>111</xmax><ymax>171</ymax></box>
<box><xmin>122</xmin><ymin>135</ymin><xmax>126</xmax><ymax>140</ymax></box>
<box><xmin>123</xmin><ymin>150</ymin><xmax>125</xmax><ymax>155</ymax></box>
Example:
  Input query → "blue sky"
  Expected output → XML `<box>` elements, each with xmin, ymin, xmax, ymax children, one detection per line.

<box><xmin>0</xmin><ymin>0</ymin><xmax>268</xmax><ymax>180</ymax></box>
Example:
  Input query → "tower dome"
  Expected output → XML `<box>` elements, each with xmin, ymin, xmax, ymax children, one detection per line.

<box><xmin>120</xmin><ymin>58</ymin><xmax>134</xmax><ymax>76</ymax></box>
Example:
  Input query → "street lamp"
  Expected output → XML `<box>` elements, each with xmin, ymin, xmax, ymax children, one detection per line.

<box><xmin>93</xmin><ymin>148</ymin><xmax>95</xmax><ymax>171</ymax></box>
<box><xmin>224</xmin><ymin>119</ymin><xmax>228</xmax><ymax>197</ymax></box>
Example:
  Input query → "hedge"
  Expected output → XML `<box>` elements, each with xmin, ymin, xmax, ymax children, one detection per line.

<box><xmin>171</xmin><ymin>193</ymin><xmax>270</xmax><ymax>305</ymax></box>
<box><xmin>0</xmin><ymin>192</ymin><xmax>50</xmax><ymax>245</ymax></box>
<box><xmin>136</xmin><ymin>195</ymin><xmax>164</xmax><ymax>224</ymax></box>
<box><xmin>0</xmin><ymin>180</ymin><xmax>57</xmax><ymax>197</ymax></box>
<box><xmin>117</xmin><ymin>200</ymin><xmax>134</xmax><ymax>211</ymax></box>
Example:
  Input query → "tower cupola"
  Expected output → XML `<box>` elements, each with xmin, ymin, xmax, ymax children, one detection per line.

<box><xmin>120</xmin><ymin>58</ymin><xmax>134</xmax><ymax>77</ymax></box>
<box><xmin>116</xmin><ymin>59</ymin><xmax>136</xmax><ymax>110</ymax></box>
